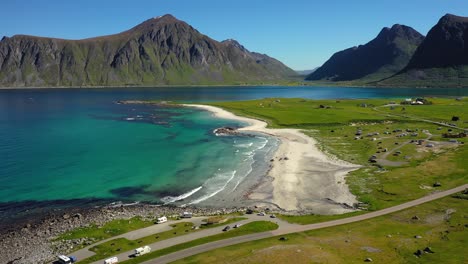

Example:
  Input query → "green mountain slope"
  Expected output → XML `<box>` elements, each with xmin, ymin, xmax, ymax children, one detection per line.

<box><xmin>0</xmin><ymin>15</ymin><xmax>296</xmax><ymax>87</ymax></box>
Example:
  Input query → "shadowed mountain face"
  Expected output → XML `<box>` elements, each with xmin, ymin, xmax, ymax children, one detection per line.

<box><xmin>306</xmin><ymin>24</ymin><xmax>424</xmax><ymax>82</ymax></box>
<box><xmin>0</xmin><ymin>15</ymin><xmax>295</xmax><ymax>87</ymax></box>
<box><xmin>405</xmin><ymin>14</ymin><xmax>468</xmax><ymax>69</ymax></box>
<box><xmin>378</xmin><ymin>14</ymin><xmax>468</xmax><ymax>87</ymax></box>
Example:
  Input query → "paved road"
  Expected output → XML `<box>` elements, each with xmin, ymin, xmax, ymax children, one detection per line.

<box><xmin>372</xmin><ymin>106</ymin><xmax>466</xmax><ymax>131</ymax></box>
<box><xmin>144</xmin><ymin>184</ymin><xmax>468</xmax><ymax>264</ymax></box>
<box><xmin>71</xmin><ymin>215</ymin><xmax>295</xmax><ymax>263</ymax></box>
<box><xmin>71</xmin><ymin>217</ymin><xmax>207</xmax><ymax>261</ymax></box>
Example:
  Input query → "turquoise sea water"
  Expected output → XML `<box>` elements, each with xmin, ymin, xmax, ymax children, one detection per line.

<box><xmin>0</xmin><ymin>98</ymin><xmax>274</xmax><ymax>206</ymax></box>
<box><xmin>0</xmin><ymin>86</ymin><xmax>466</xmax><ymax>221</ymax></box>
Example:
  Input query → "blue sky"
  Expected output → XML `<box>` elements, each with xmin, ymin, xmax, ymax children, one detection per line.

<box><xmin>1</xmin><ymin>0</ymin><xmax>467</xmax><ymax>70</ymax></box>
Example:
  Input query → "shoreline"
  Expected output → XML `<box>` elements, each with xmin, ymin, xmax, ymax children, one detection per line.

<box><xmin>185</xmin><ymin>104</ymin><xmax>362</xmax><ymax>215</ymax></box>
<box><xmin>1</xmin><ymin>84</ymin><xmax>467</xmax><ymax>90</ymax></box>
<box><xmin>0</xmin><ymin>202</ymin><xmax>244</xmax><ymax>264</ymax></box>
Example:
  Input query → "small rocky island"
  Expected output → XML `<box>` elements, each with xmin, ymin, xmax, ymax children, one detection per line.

<box><xmin>213</xmin><ymin>126</ymin><xmax>239</xmax><ymax>136</ymax></box>
<box><xmin>213</xmin><ymin>126</ymin><xmax>256</xmax><ymax>137</ymax></box>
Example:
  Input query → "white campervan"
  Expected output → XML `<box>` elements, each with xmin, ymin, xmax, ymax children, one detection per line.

<box><xmin>104</xmin><ymin>256</ymin><xmax>118</xmax><ymax>264</ymax></box>
<box><xmin>134</xmin><ymin>245</ymin><xmax>151</xmax><ymax>256</ymax></box>
<box><xmin>181</xmin><ymin>211</ymin><xmax>192</xmax><ymax>218</ymax></box>
<box><xmin>157</xmin><ymin>216</ymin><xmax>167</xmax><ymax>224</ymax></box>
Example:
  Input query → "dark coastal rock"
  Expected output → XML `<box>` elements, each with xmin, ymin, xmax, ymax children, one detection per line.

<box><xmin>214</xmin><ymin>126</ymin><xmax>238</xmax><ymax>136</ymax></box>
<box><xmin>0</xmin><ymin>203</ymin><xmax>248</xmax><ymax>264</ymax></box>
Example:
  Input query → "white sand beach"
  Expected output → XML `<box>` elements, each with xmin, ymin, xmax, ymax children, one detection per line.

<box><xmin>185</xmin><ymin>104</ymin><xmax>361</xmax><ymax>214</ymax></box>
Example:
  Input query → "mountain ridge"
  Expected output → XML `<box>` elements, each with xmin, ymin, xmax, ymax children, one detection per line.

<box><xmin>378</xmin><ymin>13</ymin><xmax>468</xmax><ymax>87</ymax></box>
<box><xmin>0</xmin><ymin>14</ymin><xmax>295</xmax><ymax>87</ymax></box>
<box><xmin>305</xmin><ymin>24</ymin><xmax>424</xmax><ymax>82</ymax></box>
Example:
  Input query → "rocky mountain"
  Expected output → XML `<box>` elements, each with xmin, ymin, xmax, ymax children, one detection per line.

<box><xmin>378</xmin><ymin>14</ymin><xmax>468</xmax><ymax>87</ymax></box>
<box><xmin>406</xmin><ymin>14</ymin><xmax>468</xmax><ymax>69</ymax></box>
<box><xmin>306</xmin><ymin>24</ymin><xmax>424</xmax><ymax>82</ymax></box>
<box><xmin>0</xmin><ymin>15</ymin><xmax>296</xmax><ymax>87</ymax></box>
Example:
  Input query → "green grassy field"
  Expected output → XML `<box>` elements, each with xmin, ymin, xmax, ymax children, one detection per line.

<box><xmin>120</xmin><ymin>221</ymin><xmax>279</xmax><ymax>264</ymax></box>
<box><xmin>78</xmin><ymin>217</ymin><xmax>246</xmax><ymax>263</ymax></box>
<box><xmin>173</xmin><ymin>194</ymin><xmax>468</xmax><ymax>264</ymax></box>
<box><xmin>57</xmin><ymin>216</ymin><xmax>154</xmax><ymax>242</ymax></box>
<box><xmin>210</xmin><ymin>98</ymin><xmax>467</xmax><ymax>214</ymax></box>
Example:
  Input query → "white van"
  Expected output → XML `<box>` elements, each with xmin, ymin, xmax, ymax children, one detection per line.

<box><xmin>134</xmin><ymin>245</ymin><xmax>151</xmax><ymax>256</ymax></box>
<box><xmin>58</xmin><ymin>255</ymin><xmax>71</xmax><ymax>264</ymax></box>
<box><xmin>157</xmin><ymin>216</ymin><xmax>167</xmax><ymax>224</ymax></box>
<box><xmin>181</xmin><ymin>212</ymin><xmax>193</xmax><ymax>218</ymax></box>
<box><xmin>104</xmin><ymin>256</ymin><xmax>118</xmax><ymax>264</ymax></box>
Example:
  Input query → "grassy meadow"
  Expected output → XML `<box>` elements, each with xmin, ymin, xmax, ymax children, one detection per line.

<box><xmin>78</xmin><ymin>217</ymin><xmax>246</xmax><ymax>263</ymax></box>
<box><xmin>173</xmin><ymin>194</ymin><xmax>468</xmax><ymax>264</ymax></box>
<box><xmin>57</xmin><ymin>216</ymin><xmax>154</xmax><ymax>242</ymax></box>
<box><xmin>119</xmin><ymin>221</ymin><xmax>278</xmax><ymax>264</ymax></box>
<box><xmin>209</xmin><ymin>97</ymin><xmax>467</xmax><ymax>214</ymax></box>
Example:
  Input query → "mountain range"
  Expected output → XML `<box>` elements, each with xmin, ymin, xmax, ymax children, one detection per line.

<box><xmin>378</xmin><ymin>14</ymin><xmax>468</xmax><ymax>87</ymax></box>
<box><xmin>308</xmin><ymin>14</ymin><xmax>468</xmax><ymax>87</ymax></box>
<box><xmin>306</xmin><ymin>25</ymin><xmax>424</xmax><ymax>82</ymax></box>
<box><xmin>1</xmin><ymin>13</ymin><xmax>467</xmax><ymax>88</ymax></box>
<box><xmin>0</xmin><ymin>15</ymin><xmax>295</xmax><ymax>87</ymax></box>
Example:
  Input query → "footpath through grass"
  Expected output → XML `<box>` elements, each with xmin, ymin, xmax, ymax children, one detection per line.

<box><xmin>120</xmin><ymin>221</ymin><xmax>278</xmax><ymax>264</ymax></box>
<box><xmin>173</xmin><ymin>194</ymin><xmax>468</xmax><ymax>264</ymax></box>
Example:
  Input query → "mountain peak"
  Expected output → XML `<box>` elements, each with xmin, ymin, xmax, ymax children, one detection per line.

<box><xmin>146</xmin><ymin>14</ymin><xmax>179</xmax><ymax>23</ymax></box>
<box><xmin>127</xmin><ymin>14</ymin><xmax>186</xmax><ymax>34</ymax></box>
<box><xmin>404</xmin><ymin>13</ymin><xmax>468</xmax><ymax>70</ymax></box>
<box><xmin>306</xmin><ymin>24</ymin><xmax>423</xmax><ymax>82</ymax></box>
<box><xmin>154</xmin><ymin>14</ymin><xmax>175</xmax><ymax>19</ymax></box>
<box><xmin>377</xmin><ymin>24</ymin><xmax>423</xmax><ymax>41</ymax></box>
<box><xmin>0</xmin><ymin>14</ymin><xmax>294</xmax><ymax>87</ymax></box>
<box><xmin>440</xmin><ymin>13</ymin><xmax>468</xmax><ymax>24</ymax></box>
<box><xmin>222</xmin><ymin>39</ymin><xmax>248</xmax><ymax>51</ymax></box>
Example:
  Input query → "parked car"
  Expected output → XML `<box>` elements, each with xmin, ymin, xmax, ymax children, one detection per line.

<box><xmin>257</xmin><ymin>212</ymin><xmax>265</xmax><ymax>216</ymax></box>
<box><xmin>222</xmin><ymin>226</ymin><xmax>231</xmax><ymax>231</ymax></box>
<box><xmin>270</xmin><ymin>214</ymin><xmax>276</xmax><ymax>218</ymax></box>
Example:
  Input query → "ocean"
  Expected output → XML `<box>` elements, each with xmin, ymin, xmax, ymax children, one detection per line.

<box><xmin>0</xmin><ymin>86</ymin><xmax>466</xmax><ymax>222</ymax></box>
